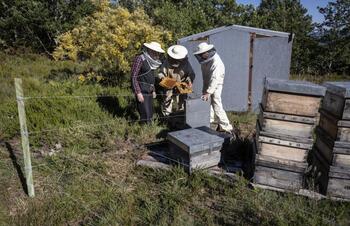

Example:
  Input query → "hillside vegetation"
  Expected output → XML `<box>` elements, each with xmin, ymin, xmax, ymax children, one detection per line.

<box><xmin>1</xmin><ymin>0</ymin><xmax>349</xmax><ymax>225</ymax></box>
<box><xmin>0</xmin><ymin>53</ymin><xmax>349</xmax><ymax>226</ymax></box>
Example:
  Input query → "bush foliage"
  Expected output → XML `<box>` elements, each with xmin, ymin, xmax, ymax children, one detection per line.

<box><xmin>53</xmin><ymin>2</ymin><xmax>171</xmax><ymax>74</ymax></box>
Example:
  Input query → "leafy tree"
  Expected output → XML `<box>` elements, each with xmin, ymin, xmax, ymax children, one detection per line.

<box><xmin>0</xmin><ymin>0</ymin><xmax>96</xmax><ymax>53</ymax></box>
<box><xmin>119</xmin><ymin>0</ymin><xmax>257</xmax><ymax>40</ymax></box>
<box><xmin>255</xmin><ymin>0</ymin><xmax>314</xmax><ymax>74</ymax></box>
<box><xmin>53</xmin><ymin>1</ymin><xmax>171</xmax><ymax>75</ymax></box>
<box><xmin>317</xmin><ymin>0</ymin><xmax>350</xmax><ymax>75</ymax></box>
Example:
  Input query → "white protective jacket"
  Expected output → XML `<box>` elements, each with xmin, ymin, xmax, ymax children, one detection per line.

<box><xmin>201</xmin><ymin>53</ymin><xmax>225</xmax><ymax>94</ymax></box>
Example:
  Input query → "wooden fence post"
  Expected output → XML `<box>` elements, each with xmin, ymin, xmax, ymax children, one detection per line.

<box><xmin>14</xmin><ymin>78</ymin><xmax>35</xmax><ymax>197</ymax></box>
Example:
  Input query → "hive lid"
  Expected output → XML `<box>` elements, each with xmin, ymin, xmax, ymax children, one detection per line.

<box><xmin>265</xmin><ymin>78</ymin><xmax>326</xmax><ymax>96</ymax></box>
<box><xmin>167</xmin><ymin>128</ymin><xmax>224</xmax><ymax>154</ymax></box>
<box><xmin>323</xmin><ymin>82</ymin><xmax>350</xmax><ymax>98</ymax></box>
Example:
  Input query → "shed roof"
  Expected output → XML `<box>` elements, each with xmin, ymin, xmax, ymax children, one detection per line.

<box><xmin>178</xmin><ymin>25</ymin><xmax>292</xmax><ymax>43</ymax></box>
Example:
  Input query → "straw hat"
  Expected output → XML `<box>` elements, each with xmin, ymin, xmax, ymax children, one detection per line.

<box><xmin>167</xmin><ymin>45</ymin><xmax>188</xmax><ymax>60</ymax></box>
<box><xmin>143</xmin><ymin>42</ymin><xmax>165</xmax><ymax>53</ymax></box>
<box><xmin>193</xmin><ymin>42</ymin><xmax>214</xmax><ymax>55</ymax></box>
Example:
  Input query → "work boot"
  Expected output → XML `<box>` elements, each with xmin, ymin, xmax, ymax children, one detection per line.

<box><xmin>216</xmin><ymin>125</ymin><xmax>237</xmax><ymax>141</ymax></box>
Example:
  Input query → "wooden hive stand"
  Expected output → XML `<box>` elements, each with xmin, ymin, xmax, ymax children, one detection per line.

<box><xmin>312</xmin><ymin>82</ymin><xmax>350</xmax><ymax>201</ymax></box>
<box><xmin>254</xmin><ymin>78</ymin><xmax>326</xmax><ymax>191</ymax></box>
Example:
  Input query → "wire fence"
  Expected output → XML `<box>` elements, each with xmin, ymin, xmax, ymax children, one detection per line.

<box><xmin>20</xmin><ymin>92</ymin><xmax>199</xmax><ymax>100</ymax></box>
<box><xmin>29</xmin><ymin>114</ymin><xmax>185</xmax><ymax>135</ymax></box>
<box><xmin>0</xmin><ymin>80</ymin><xmax>343</xmax><ymax>224</ymax></box>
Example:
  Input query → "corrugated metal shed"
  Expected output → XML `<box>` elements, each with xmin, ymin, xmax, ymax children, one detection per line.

<box><xmin>178</xmin><ymin>25</ymin><xmax>294</xmax><ymax>112</ymax></box>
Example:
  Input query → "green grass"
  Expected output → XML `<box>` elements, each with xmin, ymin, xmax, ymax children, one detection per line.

<box><xmin>290</xmin><ymin>73</ymin><xmax>350</xmax><ymax>84</ymax></box>
<box><xmin>0</xmin><ymin>53</ymin><xmax>350</xmax><ymax>225</ymax></box>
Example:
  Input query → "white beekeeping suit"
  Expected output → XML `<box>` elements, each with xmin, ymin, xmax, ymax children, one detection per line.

<box><xmin>194</xmin><ymin>42</ymin><xmax>233</xmax><ymax>132</ymax></box>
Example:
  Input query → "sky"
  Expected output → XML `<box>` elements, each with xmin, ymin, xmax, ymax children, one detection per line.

<box><xmin>236</xmin><ymin>0</ymin><xmax>334</xmax><ymax>23</ymax></box>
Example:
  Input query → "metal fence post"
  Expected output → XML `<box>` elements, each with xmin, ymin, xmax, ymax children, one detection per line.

<box><xmin>14</xmin><ymin>78</ymin><xmax>35</xmax><ymax>197</ymax></box>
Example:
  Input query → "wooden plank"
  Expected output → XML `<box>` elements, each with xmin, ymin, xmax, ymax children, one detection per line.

<box><xmin>329</xmin><ymin>170</ymin><xmax>350</xmax><ymax>180</ymax></box>
<box><xmin>259</xmin><ymin>143</ymin><xmax>308</xmax><ymax>162</ymax></box>
<box><xmin>316</xmin><ymin>127</ymin><xmax>350</xmax><ymax>154</ymax></box>
<box><xmin>338</xmin><ymin>127</ymin><xmax>350</xmax><ymax>142</ymax></box>
<box><xmin>252</xmin><ymin>184</ymin><xmax>325</xmax><ymax>200</ymax></box>
<box><xmin>333</xmin><ymin>146</ymin><xmax>350</xmax><ymax>155</ymax></box>
<box><xmin>314</xmin><ymin>135</ymin><xmax>333</xmax><ymax>165</ymax></box>
<box><xmin>255</xmin><ymin>154</ymin><xmax>307</xmax><ymax>172</ymax></box>
<box><xmin>323</xmin><ymin>82</ymin><xmax>350</xmax><ymax>120</ymax></box>
<box><xmin>137</xmin><ymin>152</ymin><xmax>237</xmax><ymax>182</ymax></box>
<box><xmin>265</xmin><ymin>78</ymin><xmax>326</xmax><ymax>97</ymax></box>
<box><xmin>319</xmin><ymin>110</ymin><xmax>339</xmax><ymax>140</ymax></box>
<box><xmin>258</xmin><ymin>136</ymin><xmax>313</xmax><ymax>149</ymax></box>
<box><xmin>334</xmin><ymin>140</ymin><xmax>350</xmax><ymax>149</ymax></box>
<box><xmin>257</xmin><ymin>125</ymin><xmax>313</xmax><ymax>144</ymax></box>
<box><xmin>136</xmin><ymin>160</ymin><xmax>171</xmax><ymax>170</ymax></box>
<box><xmin>254</xmin><ymin>165</ymin><xmax>304</xmax><ymax>190</ymax></box>
<box><xmin>261</xmin><ymin>117</ymin><xmax>314</xmax><ymax>138</ymax></box>
<box><xmin>343</xmin><ymin>99</ymin><xmax>350</xmax><ymax>120</ymax></box>
<box><xmin>330</xmin><ymin>165</ymin><xmax>350</xmax><ymax>175</ymax></box>
<box><xmin>15</xmin><ymin>78</ymin><xmax>35</xmax><ymax>198</ymax></box>
<box><xmin>327</xmin><ymin>178</ymin><xmax>350</xmax><ymax>200</ymax></box>
<box><xmin>264</xmin><ymin>91</ymin><xmax>321</xmax><ymax>117</ymax></box>
<box><xmin>261</xmin><ymin>104</ymin><xmax>316</xmax><ymax>124</ymax></box>
<box><xmin>337</xmin><ymin>119</ymin><xmax>350</xmax><ymax>127</ymax></box>
<box><xmin>333</xmin><ymin>154</ymin><xmax>350</xmax><ymax>168</ymax></box>
<box><xmin>191</xmin><ymin>151</ymin><xmax>221</xmax><ymax>168</ymax></box>
<box><xmin>256</xmin><ymin>118</ymin><xmax>314</xmax><ymax>144</ymax></box>
<box><xmin>322</xmin><ymin>91</ymin><xmax>345</xmax><ymax>119</ymax></box>
<box><xmin>319</xmin><ymin>109</ymin><xmax>350</xmax><ymax>142</ymax></box>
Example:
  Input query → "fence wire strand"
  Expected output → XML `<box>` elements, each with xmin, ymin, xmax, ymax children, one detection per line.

<box><xmin>22</xmin><ymin>92</ymin><xmax>200</xmax><ymax>100</ymax></box>
<box><xmin>27</xmin><ymin>113</ymin><xmax>186</xmax><ymax>135</ymax></box>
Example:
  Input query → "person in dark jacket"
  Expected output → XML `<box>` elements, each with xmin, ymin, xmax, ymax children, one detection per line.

<box><xmin>158</xmin><ymin>45</ymin><xmax>194</xmax><ymax>116</ymax></box>
<box><xmin>131</xmin><ymin>42</ymin><xmax>165</xmax><ymax>123</ymax></box>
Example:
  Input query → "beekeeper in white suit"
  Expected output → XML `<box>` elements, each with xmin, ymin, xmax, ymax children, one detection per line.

<box><xmin>194</xmin><ymin>42</ymin><xmax>233</xmax><ymax>133</ymax></box>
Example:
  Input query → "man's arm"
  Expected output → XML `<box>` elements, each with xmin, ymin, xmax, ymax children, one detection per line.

<box><xmin>206</xmin><ymin>64</ymin><xmax>220</xmax><ymax>94</ymax></box>
<box><xmin>131</xmin><ymin>55</ymin><xmax>143</xmax><ymax>95</ymax></box>
<box><xmin>157</xmin><ymin>61</ymin><xmax>168</xmax><ymax>80</ymax></box>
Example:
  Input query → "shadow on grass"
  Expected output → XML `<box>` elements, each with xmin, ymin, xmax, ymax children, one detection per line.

<box><xmin>46</xmin><ymin>68</ymin><xmax>75</xmax><ymax>81</ymax></box>
<box><xmin>5</xmin><ymin>142</ymin><xmax>28</xmax><ymax>195</ymax></box>
<box><xmin>96</xmin><ymin>96</ymin><xmax>138</xmax><ymax>120</ymax></box>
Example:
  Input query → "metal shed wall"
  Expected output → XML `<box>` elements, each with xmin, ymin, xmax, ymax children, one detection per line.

<box><xmin>209</xmin><ymin>29</ymin><xmax>250</xmax><ymax>111</ymax></box>
<box><xmin>178</xmin><ymin>25</ymin><xmax>293</xmax><ymax>112</ymax></box>
<box><xmin>251</xmin><ymin>36</ymin><xmax>293</xmax><ymax>111</ymax></box>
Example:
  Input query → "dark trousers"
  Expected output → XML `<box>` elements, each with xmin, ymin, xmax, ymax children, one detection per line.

<box><xmin>136</xmin><ymin>93</ymin><xmax>153</xmax><ymax>124</ymax></box>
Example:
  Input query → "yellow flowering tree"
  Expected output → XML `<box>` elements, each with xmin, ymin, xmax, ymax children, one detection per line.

<box><xmin>53</xmin><ymin>1</ymin><xmax>171</xmax><ymax>76</ymax></box>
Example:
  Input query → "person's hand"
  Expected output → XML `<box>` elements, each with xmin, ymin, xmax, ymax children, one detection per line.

<box><xmin>137</xmin><ymin>93</ymin><xmax>144</xmax><ymax>103</ymax></box>
<box><xmin>201</xmin><ymin>93</ymin><xmax>210</xmax><ymax>101</ymax></box>
<box><xmin>188</xmin><ymin>81</ymin><xmax>192</xmax><ymax>88</ymax></box>
<box><xmin>152</xmin><ymin>91</ymin><xmax>157</xmax><ymax>99</ymax></box>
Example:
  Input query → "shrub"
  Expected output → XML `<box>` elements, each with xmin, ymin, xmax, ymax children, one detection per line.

<box><xmin>53</xmin><ymin>1</ymin><xmax>172</xmax><ymax>77</ymax></box>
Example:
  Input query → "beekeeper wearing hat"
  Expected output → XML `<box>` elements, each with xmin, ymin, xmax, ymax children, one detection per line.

<box><xmin>158</xmin><ymin>45</ymin><xmax>194</xmax><ymax>116</ymax></box>
<box><xmin>131</xmin><ymin>41</ymin><xmax>165</xmax><ymax>123</ymax></box>
<box><xmin>194</xmin><ymin>42</ymin><xmax>233</xmax><ymax>133</ymax></box>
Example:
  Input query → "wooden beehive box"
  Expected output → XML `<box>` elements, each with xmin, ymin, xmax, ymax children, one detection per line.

<box><xmin>167</xmin><ymin>128</ymin><xmax>224</xmax><ymax>173</ymax></box>
<box><xmin>254</xmin><ymin>154</ymin><xmax>307</xmax><ymax>190</ymax></box>
<box><xmin>261</xmin><ymin>78</ymin><xmax>326</xmax><ymax>117</ymax></box>
<box><xmin>318</xmin><ymin>109</ymin><xmax>350</xmax><ymax>143</ymax></box>
<box><xmin>255</xmin><ymin>121</ymin><xmax>313</xmax><ymax>163</ymax></box>
<box><xmin>185</xmin><ymin>94</ymin><xmax>210</xmax><ymax>128</ymax></box>
<box><xmin>311</xmin><ymin>149</ymin><xmax>350</xmax><ymax>200</ymax></box>
<box><xmin>315</xmin><ymin>127</ymin><xmax>350</xmax><ymax>167</ymax></box>
<box><xmin>258</xmin><ymin>105</ymin><xmax>317</xmax><ymax>139</ymax></box>
<box><xmin>322</xmin><ymin>82</ymin><xmax>350</xmax><ymax>120</ymax></box>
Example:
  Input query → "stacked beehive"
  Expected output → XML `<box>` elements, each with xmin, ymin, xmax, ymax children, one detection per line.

<box><xmin>312</xmin><ymin>82</ymin><xmax>350</xmax><ymax>200</ymax></box>
<box><xmin>254</xmin><ymin>78</ymin><xmax>326</xmax><ymax>191</ymax></box>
